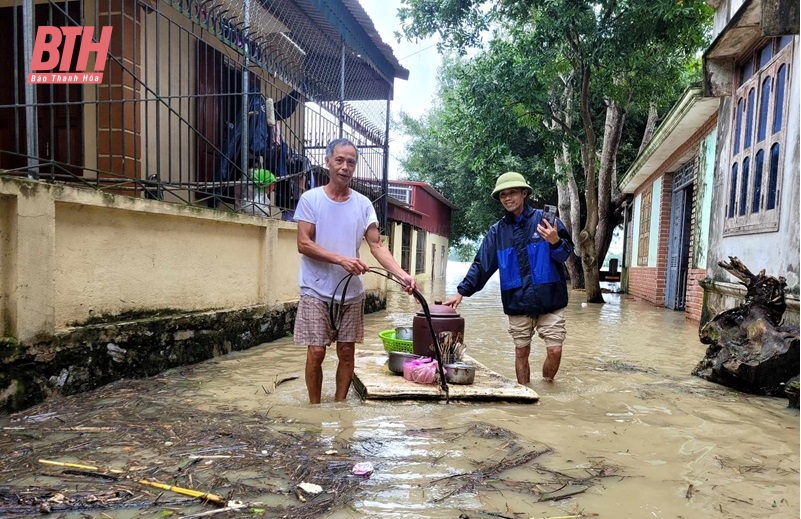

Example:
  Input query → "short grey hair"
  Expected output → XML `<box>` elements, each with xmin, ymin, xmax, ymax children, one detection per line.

<box><xmin>325</xmin><ymin>138</ymin><xmax>358</xmax><ymax>160</ymax></box>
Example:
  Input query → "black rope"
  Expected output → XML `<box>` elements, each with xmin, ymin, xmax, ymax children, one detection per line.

<box><xmin>330</xmin><ymin>268</ymin><xmax>450</xmax><ymax>401</ymax></box>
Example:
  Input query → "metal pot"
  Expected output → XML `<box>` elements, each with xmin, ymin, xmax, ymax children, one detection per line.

<box><xmin>387</xmin><ymin>351</ymin><xmax>420</xmax><ymax>375</ymax></box>
<box><xmin>444</xmin><ymin>362</ymin><xmax>475</xmax><ymax>385</ymax></box>
<box><xmin>395</xmin><ymin>326</ymin><xmax>413</xmax><ymax>341</ymax></box>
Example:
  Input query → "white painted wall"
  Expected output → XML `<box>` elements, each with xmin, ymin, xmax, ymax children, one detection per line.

<box><xmin>631</xmin><ymin>194</ymin><xmax>641</xmax><ymax>264</ymax></box>
<box><xmin>695</xmin><ymin>129</ymin><xmax>718</xmax><ymax>270</ymax></box>
<box><xmin>707</xmin><ymin>38</ymin><xmax>800</xmax><ymax>296</ymax></box>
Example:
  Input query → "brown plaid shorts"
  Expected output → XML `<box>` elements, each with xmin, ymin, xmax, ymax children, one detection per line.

<box><xmin>293</xmin><ymin>294</ymin><xmax>365</xmax><ymax>347</ymax></box>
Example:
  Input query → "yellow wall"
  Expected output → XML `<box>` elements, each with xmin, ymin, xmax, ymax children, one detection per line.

<box><xmin>389</xmin><ymin>221</ymin><xmax>449</xmax><ymax>281</ymax></box>
<box><xmin>0</xmin><ymin>195</ymin><xmax>16</xmax><ymax>335</ymax></box>
<box><xmin>429</xmin><ymin>233</ymin><xmax>450</xmax><ymax>280</ymax></box>
<box><xmin>0</xmin><ymin>177</ymin><xmax>385</xmax><ymax>340</ymax></box>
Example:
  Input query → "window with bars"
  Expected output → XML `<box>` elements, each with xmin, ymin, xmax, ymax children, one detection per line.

<box><xmin>388</xmin><ymin>186</ymin><xmax>412</xmax><ymax>204</ymax></box>
<box><xmin>415</xmin><ymin>229</ymin><xmax>427</xmax><ymax>274</ymax></box>
<box><xmin>724</xmin><ymin>36</ymin><xmax>793</xmax><ymax>235</ymax></box>
<box><xmin>637</xmin><ymin>190</ymin><xmax>652</xmax><ymax>267</ymax></box>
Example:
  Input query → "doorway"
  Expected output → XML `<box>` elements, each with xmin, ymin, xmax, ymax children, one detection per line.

<box><xmin>665</xmin><ymin>161</ymin><xmax>695</xmax><ymax>310</ymax></box>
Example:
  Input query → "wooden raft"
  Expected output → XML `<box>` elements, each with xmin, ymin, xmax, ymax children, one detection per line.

<box><xmin>352</xmin><ymin>352</ymin><xmax>539</xmax><ymax>403</ymax></box>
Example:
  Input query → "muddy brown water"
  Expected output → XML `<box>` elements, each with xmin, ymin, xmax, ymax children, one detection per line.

<box><xmin>1</xmin><ymin>261</ymin><xmax>798</xmax><ymax>518</ymax></box>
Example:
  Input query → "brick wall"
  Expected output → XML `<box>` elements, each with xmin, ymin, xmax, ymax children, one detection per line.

<box><xmin>97</xmin><ymin>0</ymin><xmax>142</xmax><ymax>195</ymax></box>
<box><xmin>628</xmin><ymin>267</ymin><xmax>660</xmax><ymax>305</ymax></box>
<box><xmin>630</xmin><ymin>175</ymin><xmax>673</xmax><ymax>306</ymax></box>
<box><xmin>627</xmin><ymin>114</ymin><xmax>717</xmax><ymax>313</ymax></box>
<box><xmin>685</xmin><ymin>268</ymin><xmax>706</xmax><ymax>321</ymax></box>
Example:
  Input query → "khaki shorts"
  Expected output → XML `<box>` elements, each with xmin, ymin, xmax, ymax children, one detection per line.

<box><xmin>293</xmin><ymin>294</ymin><xmax>364</xmax><ymax>347</ymax></box>
<box><xmin>507</xmin><ymin>309</ymin><xmax>566</xmax><ymax>349</ymax></box>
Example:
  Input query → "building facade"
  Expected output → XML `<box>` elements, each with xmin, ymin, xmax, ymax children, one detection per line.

<box><xmin>619</xmin><ymin>88</ymin><xmax>719</xmax><ymax>322</ymax></box>
<box><xmin>385</xmin><ymin>181</ymin><xmax>454</xmax><ymax>281</ymax></box>
<box><xmin>620</xmin><ymin>0</ymin><xmax>798</xmax><ymax>325</ymax></box>
<box><xmin>702</xmin><ymin>0</ymin><xmax>799</xmax><ymax>325</ymax></box>
<box><xmin>0</xmin><ymin>0</ymin><xmax>411</xmax><ymax>412</ymax></box>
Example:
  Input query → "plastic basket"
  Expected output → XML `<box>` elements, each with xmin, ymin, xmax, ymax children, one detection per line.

<box><xmin>378</xmin><ymin>329</ymin><xmax>414</xmax><ymax>353</ymax></box>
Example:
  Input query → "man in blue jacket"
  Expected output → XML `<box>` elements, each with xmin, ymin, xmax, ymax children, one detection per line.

<box><xmin>444</xmin><ymin>172</ymin><xmax>574</xmax><ymax>384</ymax></box>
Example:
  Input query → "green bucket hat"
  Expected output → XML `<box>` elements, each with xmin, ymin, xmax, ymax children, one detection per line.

<box><xmin>252</xmin><ymin>168</ymin><xmax>276</xmax><ymax>187</ymax></box>
<box><xmin>491</xmin><ymin>172</ymin><xmax>532</xmax><ymax>199</ymax></box>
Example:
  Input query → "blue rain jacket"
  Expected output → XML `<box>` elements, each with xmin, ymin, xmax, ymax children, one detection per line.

<box><xmin>457</xmin><ymin>205</ymin><xmax>574</xmax><ymax>316</ymax></box>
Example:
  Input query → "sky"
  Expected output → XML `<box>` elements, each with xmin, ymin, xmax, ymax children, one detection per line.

<box><xmin>359</xmin><ymin>0</ymin><xmax>442</xmax><ymax>178</ymax></box>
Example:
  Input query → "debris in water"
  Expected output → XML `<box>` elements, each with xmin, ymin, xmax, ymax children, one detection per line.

<box><xmin>297</xmin><ymin>482</ymin><xmax>323</xmax><ymax>494</ymax></box>
<box><xmin>352</xmin><ymin>462</ymin><xmax>374</xmax><ymax>476</ymax></box>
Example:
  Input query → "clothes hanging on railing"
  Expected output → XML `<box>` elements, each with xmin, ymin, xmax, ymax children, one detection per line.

<box><xmin>207</xmin><ymin>87</ymin><xmax>304</xmax><ymax>210</ymax></box>
<box><xmin>213</xmin><ymin>85</ymin><xmax>268</xmax><ymax>183</ymax></box>
<box><xmin>208</xmin><ymin>85</ymin><xmax>269</xmax><ymax>208</ymax></box>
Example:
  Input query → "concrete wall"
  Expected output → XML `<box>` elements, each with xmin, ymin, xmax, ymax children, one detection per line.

<box><xmin>694</xmin><ymin>130</ymin><xmax>718</xmax><ymax>271</ymax></box>
<box><xmin>704</xmin><ymin>39</ymin><xmax>800</xmax><ymax>326</ymax></box>
<box><xmin>0</xmin><ymin>176</ymin><xmax>390</xmax><ymax>411</ymax></box>
<box><xmin>429</xmin><ymin>232</ymin><xmax>450</xmax><ymax>280</ymax></box>
<box><xmin>711</xmin><ymin>0</ymin><xmax>748</xmax><ymax>38</ymax></box>
<box><xmin>0</xmin><ymin>176</ymin><xmax>386</xmax><ymax>339</ymax></box>
<box><xmin>0</xmin><ymin>194</ymin><xmax>16</xmax><ymax>336</ymax></box>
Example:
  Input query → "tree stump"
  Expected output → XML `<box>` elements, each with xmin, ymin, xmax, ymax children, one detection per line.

<box><xmin>693</xmin><ymin>257</ymin><xmax>800</xmax><ymax>397</ymax></box>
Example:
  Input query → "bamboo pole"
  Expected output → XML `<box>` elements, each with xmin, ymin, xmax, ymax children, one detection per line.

<box><xmin>136</xmin><ymin>479</ymin><xmax>226</xmax><ymax>505</ymax></box>
<box><xmin>38</xmin><ymin>459</ymin><xmax>226</xmax><ymax>506</ymax></box>
<box><xmin>38</xmin><ymin>459</ymin><xmax>123</xmax><ymax>473</ymax></box>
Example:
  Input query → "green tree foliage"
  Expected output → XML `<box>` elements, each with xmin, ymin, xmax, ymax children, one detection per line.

<box><xmin>399</xmin><ymin>56</ymin><xmax>558</xmax><ymax>242</ymax></box>
<box><xmin>398</xmin><ymin>0</ymin><xmax>712</xmax><ymax>302</ymax></box>
<box><xmin>448</xmin><ymin>239</ymin><xmax>479</xmax><ymax>262</ymax></box>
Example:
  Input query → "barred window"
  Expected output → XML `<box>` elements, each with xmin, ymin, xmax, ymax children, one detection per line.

<box><xmin>415</xmin><ymin>230</ymin><xmax>427</xmax><ymax>274</ymax></box>
<box><xmin>724</xmin><ymin>36</ymin><xmax>792</xmax><ymax>235</ymax></box>
<box><xmin>637</xmin><ymin>189</ymin><xmax>652</xmax><ymax>267</ymax></box>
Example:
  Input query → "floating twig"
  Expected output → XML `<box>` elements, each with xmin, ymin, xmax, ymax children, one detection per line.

<box><xmin>62</xmin><ymin>469</ymin><xmax>120</xmax><ymax>481</ymax></box>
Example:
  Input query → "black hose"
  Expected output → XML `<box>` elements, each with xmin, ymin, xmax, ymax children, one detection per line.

<box><xmin>330</xmin><ymin>268</ymin><xmax>450</xmax><ymax>401</ymax></box>
<box><xmin>408</xmin><ymin>287</ymin><xmax>450</xmax><ymax>399</ymax></box>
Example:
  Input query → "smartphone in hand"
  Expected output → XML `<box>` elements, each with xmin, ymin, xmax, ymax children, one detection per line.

<box><xmin>543</xmin><ymin>204</ymin><xmax>558</xmax><ymax>226</ymax></box>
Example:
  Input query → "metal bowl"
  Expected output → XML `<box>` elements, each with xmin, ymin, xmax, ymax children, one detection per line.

<box><xmin>394</xmin><ymin>326</ymin><xmax>414</xmax><ymax>341</ymax></box>
<box><xmin>444</xmin><ymin>362</ymin><xmax>476</xmax><ymax>385</ymax></box>
<box><xmin>387</xmin><ymin>351</ymin><xmax>421</xmax><ymax>375</ymax></box>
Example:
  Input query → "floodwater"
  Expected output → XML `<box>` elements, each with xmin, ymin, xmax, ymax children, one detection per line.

<box><xmin>2</xmin><ymin>261</ymin><xmax>799</xmax><ymax>518</ymax></box>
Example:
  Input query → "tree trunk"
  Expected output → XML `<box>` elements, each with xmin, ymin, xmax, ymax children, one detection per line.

<box><xmin>594</xmin><ymin>99</ymin><xmax>626</xmax><ymax>270</ymax></box>
<box><xmin>693</xmin><ymin>257</ymin><xmax>800</xmax><ymax>396</ymax></box>
<box><xmin>552</xmin><ymin>75</ymin><xmax>584</xmax><ymax>290</ymax></box>
<box><xmin>556</xmin><ymin>159</ymin><xmax>584</xmax><ymax>290</ymax></box>
<box><xmin>576</xmin><ymin>65</ymin><xmax>604</xmax><ymax>304</ymax></box>
<box><xmin>637</xmin><ymin>101</ymin><xmax>659</xmax><ymax>156</ymax></box>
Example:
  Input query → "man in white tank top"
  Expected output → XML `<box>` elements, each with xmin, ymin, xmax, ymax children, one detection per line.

<box><xmin>294</xmin><ymin>138</ymin><xmax>417</xmax><ymax>404</ymax></box>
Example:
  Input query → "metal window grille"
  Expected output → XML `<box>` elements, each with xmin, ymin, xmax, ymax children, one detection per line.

<box><xmin>415</xmin><ymin>229</ymin><xmax>426</xmax><ymax>274</ymax></box>
<box><xmin>388</xmin><ymin>185</ymin><xmax>411</xmax><ymax>204</ymax></box>
<box><xmin>0</xmin><ymin>0</ymin><xmax>407</xmax><ymax>232</ymax></box>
